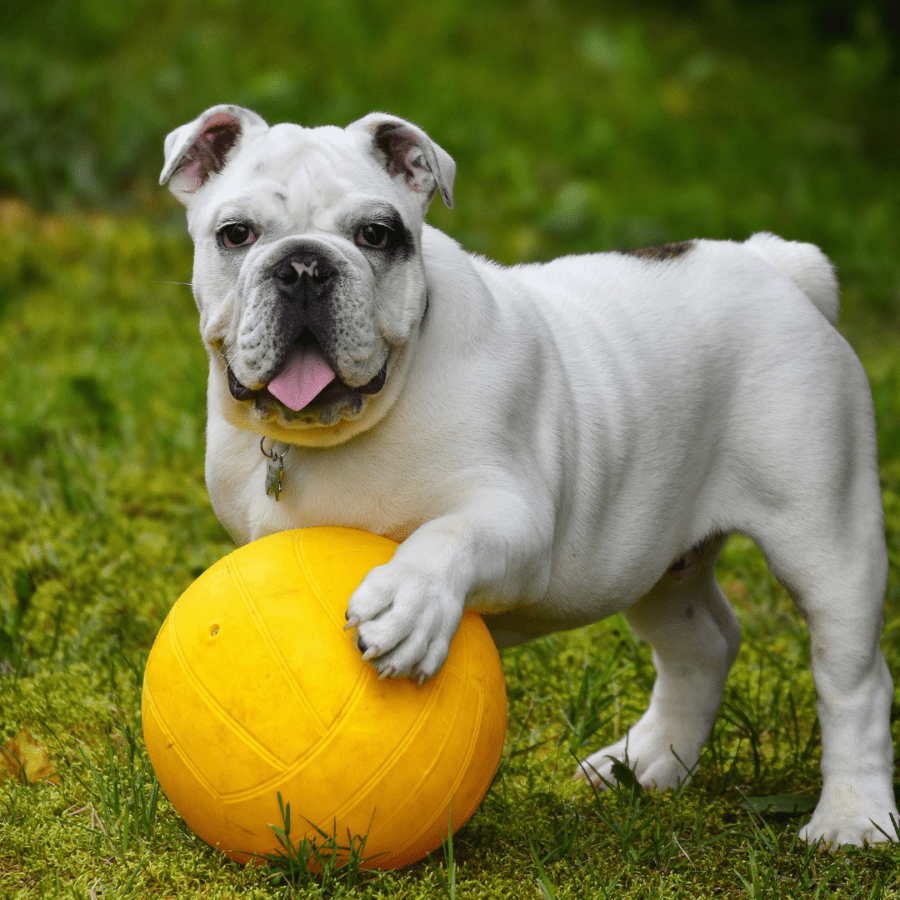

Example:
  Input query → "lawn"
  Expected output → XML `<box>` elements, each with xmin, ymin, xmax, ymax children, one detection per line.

<box><xmin>2</xmin><ymin>1</ymin><xmax>900</xmax><ymax>897</ymax></box>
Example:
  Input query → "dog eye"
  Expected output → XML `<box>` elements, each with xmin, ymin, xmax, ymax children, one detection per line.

<box><xmin>219</xmin><ymin>223</ymin><xmax>257</xmax><ymax>249</ymax></box>
<box><xmin>356</xmin><ymin>223</ymin><xmax>391</xmax><ymax>249</ymax></box>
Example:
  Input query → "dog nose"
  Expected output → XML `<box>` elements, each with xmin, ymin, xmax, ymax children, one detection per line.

<box><xmin>273</xmin><ymin>252</ymin><xmax>336</xmax><ymax>302</ymax></box>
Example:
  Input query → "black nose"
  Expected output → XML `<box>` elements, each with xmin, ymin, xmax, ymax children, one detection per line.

<box><xmin>273</xmin><ymin>252</ymin><xmax>337</xmax><ymax>303</ymax></box>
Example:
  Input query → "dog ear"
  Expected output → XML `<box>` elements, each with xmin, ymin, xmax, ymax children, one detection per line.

<box><xmin>349</xmin><ymin>114</ymin><xmax>455</xmax><ymax>211</ymax></box>
<box><xmin>160</xmin><ymin>105</ymin><xmax>268</xmax><ymax>205</ymax></box>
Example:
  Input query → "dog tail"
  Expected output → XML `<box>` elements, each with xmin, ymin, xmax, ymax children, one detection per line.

<box><xmin>744</xmin><ymin>232</ymin><xmax>839</xmax><ymax>324</ymax></box>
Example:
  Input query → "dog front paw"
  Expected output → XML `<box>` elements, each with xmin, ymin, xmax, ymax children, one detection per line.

<box><xmin>345</xmin><ymin>561</ymin><xmax>463</xmax><ymax>682</ymax></box>
<box><xmin>576</xmin><ymin>737</ymin><xmax>691</xmax><ymax>792</ymax></box>
<box><xmin>575</xmin><ymin>706</ymin><xmax>710</xmax><ymax>791</ymax></box>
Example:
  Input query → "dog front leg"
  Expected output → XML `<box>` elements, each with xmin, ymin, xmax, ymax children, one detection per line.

<box><xmin>345</xmin><ymin>498</ymin><xmax>551</xmax><ymax>682</ymax></box>
<box><xmin>577</xmin><ymin>537</ymin><xmax>741</xmax><ymax>790</ymax></box>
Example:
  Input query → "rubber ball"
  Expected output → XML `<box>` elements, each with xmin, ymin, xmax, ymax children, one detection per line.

<box><xmin>141</xmin><ymin>527</ymin><xmax>507</xmax><ymax>869</ymax></box>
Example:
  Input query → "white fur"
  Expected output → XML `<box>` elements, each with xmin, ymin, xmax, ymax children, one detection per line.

<box><xmin>163</xmin><ymin>107</ymin><xmax>897</xmax><ymax>848</ymax></box>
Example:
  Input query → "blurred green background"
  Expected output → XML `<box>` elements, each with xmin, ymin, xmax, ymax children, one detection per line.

<box><xmin>2</xmin><ymin>0</ymin><xmax>898</xmax><ymax>277</ymax></box>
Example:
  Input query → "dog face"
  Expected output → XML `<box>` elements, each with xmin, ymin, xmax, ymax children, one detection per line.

<box><xmin>161</xmin><ymin>106</ymin><xmax>454</xmax><ymax>437</ymax></box>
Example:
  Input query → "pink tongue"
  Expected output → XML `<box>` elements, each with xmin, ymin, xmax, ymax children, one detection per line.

<box><xmin>266</xmin><ymin>345</ymin><xmax>336</xmax><ymax>411</ymax></box>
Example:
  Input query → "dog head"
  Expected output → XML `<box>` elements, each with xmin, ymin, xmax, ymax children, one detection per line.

<box><xmin>161</xmin><ymin>105</ymin><xmax>454</xmax><ymax>444</ymax></box>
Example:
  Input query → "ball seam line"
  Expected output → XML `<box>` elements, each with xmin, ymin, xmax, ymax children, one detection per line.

<box><xmin>228</xmin><ymin>550</ymin><xmax>329</xmax><ymax>735</ymax></box>
<box><xmin>153</xmin><ymin>604</ymin><xmax>285</xmax><ymax>793</ymax></box>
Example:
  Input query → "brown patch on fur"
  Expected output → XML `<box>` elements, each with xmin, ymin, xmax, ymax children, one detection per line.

<box><xmin>619</xmin><ymin>240</ymin><xmax>695</xmax><ymax>261</ymax></box>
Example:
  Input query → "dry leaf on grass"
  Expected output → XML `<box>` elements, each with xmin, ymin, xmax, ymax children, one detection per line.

<box><xmin>0</xmin><ymin>726</ymin><xmax>60</xmax><ymax>785</ymax></box>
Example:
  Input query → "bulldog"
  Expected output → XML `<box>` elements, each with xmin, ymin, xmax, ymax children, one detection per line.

<box><xmin>161</xmin><ymin>105</ymin><xmax>897</xmax><ymax>847</ymax></box>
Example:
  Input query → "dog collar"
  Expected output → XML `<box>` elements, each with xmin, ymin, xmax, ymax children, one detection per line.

<box><xmin>260</xmin><ymin>437</ymin><xmax>289</xmax><ymax>501</ymax></box>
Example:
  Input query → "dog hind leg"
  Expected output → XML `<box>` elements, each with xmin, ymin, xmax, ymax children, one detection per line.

<box><xmin>739</xmin><ymin>353</ymin><xmax>897</xmax><ymax>847</ymax></box>
<box><xmin>757</xmin><ymin>522</ymin><xmax>897</xmax><ymax>847</ymax></box>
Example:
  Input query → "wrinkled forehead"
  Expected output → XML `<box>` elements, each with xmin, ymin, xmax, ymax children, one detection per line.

<box><xmin>245</xmin><ymin>124</ymin><xmax>374</xmax><ymax>199</ymax></box>
<box><xmin>194</xmin><ymin>123</ymin><xmax>404</xmax><ymax>230</ymax></box>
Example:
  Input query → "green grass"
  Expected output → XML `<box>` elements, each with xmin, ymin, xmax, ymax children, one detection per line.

<box><xmin>2</xmin><ymin>1</ymin><xmax>900</xmax><ymax>897</ymax></box>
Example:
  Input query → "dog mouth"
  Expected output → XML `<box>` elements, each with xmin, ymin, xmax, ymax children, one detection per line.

<box><xmin>225</xmin><ymin>332</ymin><xmax>388</xmax><ymax>411</ymax></box>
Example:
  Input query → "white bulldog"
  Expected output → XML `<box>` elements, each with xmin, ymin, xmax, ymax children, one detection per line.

<box><xmin>161</xmin><ymin>105</ymin><xmax>897</xmax><ymax>847</ymax></box>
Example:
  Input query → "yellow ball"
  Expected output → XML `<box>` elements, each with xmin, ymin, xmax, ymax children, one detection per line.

<box><xmin>141</xmin><ymin>527</ymin><xmax>507</xmax><ymax>869</ymax></box>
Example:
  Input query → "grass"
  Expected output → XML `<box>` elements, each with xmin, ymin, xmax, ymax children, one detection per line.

<box><xmin>2</xmin><ymin>0</ymin><xmax>900</xmax><ymax>897</ymax></box>
<box><xmin>261</xmin><ymin>795</ymin><xmax>371</xmax><ymax>898</ymax></box>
